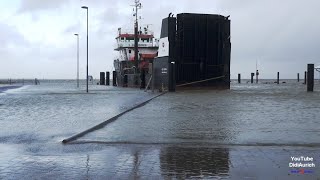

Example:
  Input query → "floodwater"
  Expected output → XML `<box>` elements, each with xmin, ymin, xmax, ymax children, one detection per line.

<box><xmin>0</xmin><ymin>80</ymin><xmax>155</xmax><ymax>143</ymax></box>
<box><xmin>0</xmin><ymin>80</ymin><xmax>319</xmax><ymax>179</ymax></box>
<box><xmin>79</xmin><ymin>80</ymin><xmax>320</xmax><ymax>146</ymax></box>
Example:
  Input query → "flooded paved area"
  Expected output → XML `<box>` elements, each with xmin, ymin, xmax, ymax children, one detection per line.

<box><xmin>0</xmin><ymin>80</ymin><xmax>319</xmax><ymax>179</ymax></box>
<box><xmin>80</xmin><ymin>80</ymin><xmax>320</xmax><ymax>146</ymax></box>
<box><xmin>1</xmin><ymin>144</ymin><xmax>319</xmax><ymax>179</ymax></box>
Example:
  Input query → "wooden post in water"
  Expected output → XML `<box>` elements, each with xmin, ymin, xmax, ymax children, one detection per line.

<box><xmin>277</xmin><ymin>72</ymin><xmax>279</xmax><ymax>84</ymax></box>
<box><xmin>251</xmin><ymin>73</ymin><xmax>254</xmax><ymax>84</ymax></box>
<box><xmin>304</xmin><ymin>71</ymin><xmax>307</xmax><ymax>85</ymax></box>
<box><xmin>238</xmin><ymin>74</ymin><xmax>241</xmax><ymax>83</ymax></box>
<box><xmin>112</xmin><ymin>71</ymin><xmax>117</xmax><ymax>86</ymax></box>
<box><xmin>106</xmin><ymin>72</ymin><xmax>110</xmax><ymax>85</ymax></box>
<box><xmin>297</xmin><ymin>73</ymin><xmax>300</xmax><ymax>82</ymax></box>
<box><xmin>307</xmin><ymin>64</ymin><xmax>314</xmax><ymax>92</ymax></box>
<box><xmin>99</xmin><ymin>72</ymin><xmax>105</xmax><ymax>85</ymax></box>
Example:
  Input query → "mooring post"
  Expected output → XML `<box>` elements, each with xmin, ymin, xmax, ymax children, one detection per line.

<box><xmin>277</xmin><ymin>72</ymin><xmax>280</xmax><ymax>84</ymax></box>
<box><xmin>106</xmin><ymin>72</ymin><xmax>110</xmax><ymax>85</ymax></box>
<box><xmin>297</xmin><ymin>73</ymin><xmax>300</xmax><ymax>82</ymax></box>
<box><xmin>168</xmin><ymin>62</ymin><xmax>176</xmax><ymax>92</ymax></box>
<box><xmin>112</xmin><ymin>71</ymin><xmax>117</xmax><ymax>86</ymax></box>
<box><xmin>304</xmin><ymin>71</ymin><xmax>307</xmax><ymax>85</ymax></box>
<box><xmin>307</xmin><ymin>64</ymin><xmax>314</xmax><ymax>92</ymax></box>
<box><xmin>100</xmin><ymin>72</ymin><xmax>105</xmax><ymax>85</ymax></box>
<box><xmin>238</xmin><ymin>74</ymin><xmax>241</xmax><ymax>83</ymax></box>
<box><xmin>251</xmin><ymin>73</ymin><xmax>254</xmax><ymax>83</ymax></box>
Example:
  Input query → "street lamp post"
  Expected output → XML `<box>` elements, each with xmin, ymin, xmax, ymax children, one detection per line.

<box><xmin>74</xmin><ymin>33</ymin><xmax>79</xmax><ymax>88</ymax></box>
<box><xmin>81</xmin><ymin>6</ymin><xmax>89</xmax><ymax>93</ymax></box>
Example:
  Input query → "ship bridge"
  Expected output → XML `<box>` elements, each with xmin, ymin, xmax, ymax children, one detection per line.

<box><xmin>115</xmin><ymin>27</ymin><xmax>159</xmax><ymax>51</ymax></box>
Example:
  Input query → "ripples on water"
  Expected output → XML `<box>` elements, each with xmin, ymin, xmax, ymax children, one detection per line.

<box><xmin>0</xmin><ymin>79</ymin><xmax>320</xmax><ymax>146</ymax></box>
<box><xmin>79</xmin><ymin>80</ymin><xmax>320</xmax><ymax>145</ymax></box>
<box><xmin>0</xmin><ymin>80</ymin><xmax>154</xmax><ymax>145</ymax></box>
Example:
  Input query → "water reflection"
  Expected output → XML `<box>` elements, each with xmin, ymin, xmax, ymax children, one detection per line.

<box><xmin>86</xmin><ymin>154</ymin><xmax>90</xmax><ymax>179</ymax></box>
<box><xmin>159</xmin><ymin>146</ymin><xmax>229</xmax><ymax>178</ymax></box>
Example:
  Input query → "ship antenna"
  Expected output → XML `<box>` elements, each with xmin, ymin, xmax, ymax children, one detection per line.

<box><xmin>132</xmin><ymin>0</ymin><xmax>142</xmax><ymax>28</ymax></box>
<box><xmin>131</xmin><ymin>0</ymin><xmax>142</xmax><ymax>85</ymax></box>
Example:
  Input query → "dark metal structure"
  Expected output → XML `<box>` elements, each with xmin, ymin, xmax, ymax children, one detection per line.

<box><xmin>307</xmin><ymin>64</ymin><xmax>314</xmax><ymax>92</ymax></box>
<box><xmin>106</xmin><ymin>72</ymin><xmax>110</xmax><ymax>85</ymax></box>
<box><xmin>81</xmin><ymin>6</ymin><xmax>89</xmax><ymax>93</ymax></box>
<box><xmin>153</xmin><ymin>13</ymin><xmax>231</xmax><ymax>91</ymax></box>
<box><xmin>112</xmin><ymin>71</ymin><xmax>117</xmax><ymax>86</ymax></box>
<box><xmin>175</xmin><ymin>13</ymin><xmax>231</xmax><ymax>88</ymax></box>
<box><xmin>100</xmin><ymin>72</ymin><xmax>105</xmax><ymax>85</ymax></box>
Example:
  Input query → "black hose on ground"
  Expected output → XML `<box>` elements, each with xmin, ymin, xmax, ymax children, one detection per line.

<box><xmin>62</xmin><ymin>92</ymin><xmax>167</xmax><ymax>144</ymax></box>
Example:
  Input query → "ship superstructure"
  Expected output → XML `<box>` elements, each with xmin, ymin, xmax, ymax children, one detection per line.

<box><xmin>114</xmin><ymin>0</ymin><xmax>159</xmax><ymax>87</ymax></box>
<box><xmin>112</xmin><ymin>1</ymin><xmax>231</xmax><ymax>90</ymax></box>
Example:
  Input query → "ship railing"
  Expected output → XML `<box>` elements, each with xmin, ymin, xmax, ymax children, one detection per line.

<box><xmin>116</xmin><ymin>42</ymin><xmax>159</xmax><ymax>48</ymax></box>
<box><xmin>0</xmin><ymin>78</ymin><xmax>41</xmax><ymax>85</ymax></box>
<box><xmin>117</xmin><ymin>27</ymin><xmax>155</xmax><ymax>36</ymax></box>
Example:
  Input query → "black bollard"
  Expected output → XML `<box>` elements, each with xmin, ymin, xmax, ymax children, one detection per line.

<box><xmin>238</xmin><ymin>74</ymin><xmax>241</xmax><ymax>83</ymax></box>
<box><xmin>112</xmin><ymin>71</ymin><xmax>117</xmax><ymax>86</ymax></box>
<box><xmin>277</xmin><ymin>72</ymin><xmax>279</xmax><ymax>84</ymax></box>
<box><xmin>304</xmin><ymin>71</ymin><xmax>307</xmax><ymax>85</ymax></box>
<box><xmin>168</xmin><ymin>62</ymin><xmax>176</xmax><ymax>92</ymax></box>
<box><xmin>297</xmin><ymin>73</ymin><xmax>300</xmax><ymax>82</ymax></box>
<box><xmin>100</xmin><ymin>72</ymin><xmax>105</xmax><ymax>85</ymax></box>
<box><xmin>307</xmin><ymin>64</ymin><xmax>314</xmax><ymax>92</ymax></box>
<box><xmin>251</xmin><ymin>73</ymin><xmax>254</xmax><ymax>84</ymax></box>
<box><xmin>106</xmin><ymin>72</ymin><xmax>110</xmax><ymax>85</ymax></box>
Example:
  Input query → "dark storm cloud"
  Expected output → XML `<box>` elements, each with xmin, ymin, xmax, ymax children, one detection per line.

<box><xmin>1</xmin><ymin>0</ymin><xmax>320</xmax><ymax>79</ymax></box>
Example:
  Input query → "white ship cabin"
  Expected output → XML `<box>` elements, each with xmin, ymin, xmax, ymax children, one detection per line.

<box><xmin>115</xmin><ymin>26</ymin><xmax>159</xmax><ymax>62</ymax></box>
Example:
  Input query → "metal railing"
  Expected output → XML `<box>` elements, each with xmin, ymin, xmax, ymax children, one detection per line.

<box><xmin>0</xmin><ymin>79</ymin><xmax>40</xmax><ymax>85</ymax></box>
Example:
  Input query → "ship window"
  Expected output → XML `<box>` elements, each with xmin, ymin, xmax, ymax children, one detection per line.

<box><xmin>127</xmin><ymin>37</ymin><xmax>134</xmax><ymax>41</ymax></box>
<box><xmin>121</xmin><ymin>37</ymin><xmax>124</xmax><ymax>41</ymax></box>
<box><xmin>129</xmin><ymin>50</ymin><xmax>132</xmax><ymax>53</ymax></box>
<box><xmin>141</xmin><ymin>38</ymin><xmax>149</xmax><ymax>42</ymax></box>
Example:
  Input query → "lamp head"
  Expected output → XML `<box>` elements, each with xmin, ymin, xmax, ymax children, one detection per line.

<box><xmin>81</xmin><ymin>6</ymin><xmax>88</xmax><ymax>9</ymax></box>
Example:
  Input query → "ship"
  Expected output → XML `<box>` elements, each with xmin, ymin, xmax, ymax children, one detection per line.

<box><xmin>113</xmin><ymin>0</ymin><xmax>158</xmax><ymax>88</ymax></box>
<box><xmin>113</xmin><ymin>0</ymin><xmax>231</xmax><ymax>91</ymax></box>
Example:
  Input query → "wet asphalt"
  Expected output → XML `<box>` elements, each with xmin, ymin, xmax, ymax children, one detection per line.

<box><xmin>0</xmin><ymin>80</ymin><xmax>319</xmax><ymax>179</ymax></box>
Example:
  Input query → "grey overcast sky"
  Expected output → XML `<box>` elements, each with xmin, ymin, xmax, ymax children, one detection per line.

<box><xmin>0</xmin><ymin>0</ymin><xmax>319</xmax><ymax>79</ymax></box>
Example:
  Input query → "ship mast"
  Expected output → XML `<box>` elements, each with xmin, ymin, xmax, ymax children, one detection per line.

<box><xmin>133</xmin><ymin>0</ymin><xmax>142</xmax><ymax>84</ymax></box>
